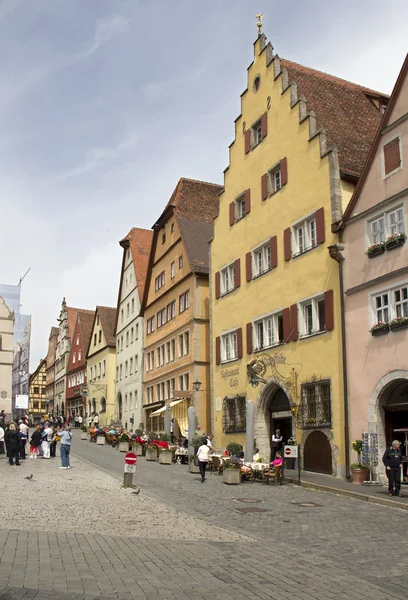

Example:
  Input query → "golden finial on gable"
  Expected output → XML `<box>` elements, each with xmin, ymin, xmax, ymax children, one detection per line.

<box><xmin>256</xmin><ymin>12</ymin><xmax>263</xmax><ymax>36</ymax></box>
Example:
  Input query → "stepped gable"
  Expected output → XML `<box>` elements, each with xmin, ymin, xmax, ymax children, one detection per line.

<box><xmin>279</xmin><ymin>57</ymin><xmax>386</xmax><ymax>178</ymax></box>
<box><xmin>120</xmin><ymin>228</ymin><xmax>153</xmax><ymax>303</ymax></box>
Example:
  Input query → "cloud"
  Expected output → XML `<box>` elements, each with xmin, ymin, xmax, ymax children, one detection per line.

<box><xmin>80</xmin><ymin>14</ymin><xmax>129</xmax><ymax>59</ymax></box>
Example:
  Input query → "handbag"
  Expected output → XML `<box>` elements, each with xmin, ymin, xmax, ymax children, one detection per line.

<box><xmin>55</xmin><ymin>435</ymin><xmax>61</xmax><ymax>441</ymax></box>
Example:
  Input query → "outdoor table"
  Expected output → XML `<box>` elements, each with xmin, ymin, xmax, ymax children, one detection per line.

<box><xmin>175</xmin><ymin>448</ymin><xmax>188</xmax><ymax>464</ymax></box>
<box><xmin>243</xmin><ymin>462</ymin><xmax>270</xmax><ymax>480</ymax></box>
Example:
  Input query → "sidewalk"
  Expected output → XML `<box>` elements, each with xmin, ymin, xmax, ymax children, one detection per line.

<box><xmin>284</xmin><ymin>468</ymin><xmax>408</xmax><ymax>509</ymax></box>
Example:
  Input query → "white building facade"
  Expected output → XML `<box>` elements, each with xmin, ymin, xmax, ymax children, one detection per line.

<box><xmin>0</xmin><ymin>295</ymin><xmax>14</xmax><ymax>416</ymax></box>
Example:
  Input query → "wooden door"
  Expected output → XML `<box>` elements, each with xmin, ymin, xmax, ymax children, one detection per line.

<box><xmin>303</xmin><ymin>430</ymin><xmax>332</xmax><ymax>474</ymax></box>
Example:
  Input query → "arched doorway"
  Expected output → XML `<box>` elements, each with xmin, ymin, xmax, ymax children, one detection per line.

<box><xmin>303</xmin><ymin>430</ymin><xmax>332</xmax><ymax>474</ymax></box>
<box><xmin>255</xmin><ymin>378</ymin><xmax>294</xmax><ymax>462</ymax></box>
<box><xmin>61</xmin><ymin>402</ymin><xmax>65</xmax><ymax>417</ymax></box>
<box><xmin>117</xmin><ymin>392</ymin><xmax>122</xmax><ymax>422</ymax></box>
<box><xmin>100</xmin><ymin>397</ymin><xmax>106</xmax><ymax>414</ymax></box>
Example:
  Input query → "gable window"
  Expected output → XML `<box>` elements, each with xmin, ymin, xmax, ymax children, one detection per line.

<box><xmin>171</xmin><ymin>222</ymin><xmax>175</xmax><ymax>233</ymax></box>
<box><xmin>131</xmin><ymin>298</ymin><xmax>135</xmax><ymax>313</ymax></box>
<box><xmin>147</xmin><ymin>317</ymin><xmax>155</xmax><ymax>335</ymax></box>
<box><xmin>171</xmin><ymin>262</ymin><xmax>175</xmax><ymax>279</ymax></box>
<box><xmin>299</xmin><ymin>379</ymin><xmax>331</xmax><ymax>429</ymax></box>
<box><xmin>121</xmin><ymin>336</ymin><xmax>123</xmax><ymax>351</ymax></box>
<box><xmin>383</xmin><ymin>136</ymin><xmax>402</xmax><ymax>177</ymax></box>
<box><xmin>368</xmin><ymin>205</ymin><xmax>405</xmax><ymax>244</ymax></box>
<box><xmin>252</xmin><ymin>242</ymin><xmax>271</xmax><ymax>278</ymax></box>
<box><xmin>78</xmin><ymin>349</ymin><xmax>81</xmax><ymax>361</ymax></box>
<box><xmin>253</xmin><ymin>311</ymin><xmax>284</xmax><ymax>351</ymax></box>
<box><xmin>262</xmin><ymin>159</ymin><xmax>288</xmax><ymax>200</ymax></box>
<box><xmin>76</xmin><ymin>335</ymin><xmax>79</xmax><ymax>346</ymax></box>
<box><xmin>96</xmin><ymin>314</ymin><xmax>100</xmax><ymax>326</ymax></box>
<box><xmin>127</xmin><ymin>303</ymin><xmax>129</xmax><ymax>317</ymax></box>
<box><xmin>94</xmin><ymin>333</ymin><xmax>97</xmax><ymax>346</ymax></box>
<box><xmin>299</xmin><ymin>295</ymin><xmax>326</xmax><ymax>337</ymax></box>
<box><xmin>179</xmin><ymin>256</ymin><xmax>183</xmax><ymax>269</ymax></box>
<box><xmin>155</xmin><ymin>271</ymin><xmax>165</xmax><ymax>292</ymax></box>
<box><xmin>103</xmin><ymin>360</ymin><xmax>106</xmax><ymax>376</ymax></box>
<box><xmin>223</xmin><ymin>396</ymin><xmax>246</xmax><ymax>433</ymax></box>
<box><xmin>121</xmin><ymin>309</ymin><xmax>124</xmax><ymax>323</ymax></box>
<box><xmin>221</xmin><ymin>262</ymin><xmax>235</xmax><ymax>296</ymax></box>
<box><xmin>162</xmin><ymin>233</ymin><xmax>166</xmax><ymax>244</ymax></box>
<box><xmin>98</xmin><ymin>330</ymin><xmax>102</xmax><ymax>343</ymax></box>
<box><xmin>221</xmin><ymin>330</ymin><xmax>238</xmax><ymax>363</ymax></box>
<box><xmin>252</xmin><ymin>119</ymin><xmax>262</xmax><ymax>147</ymax></box>
<box><xmin>73</xmin><ymin>352</ymin><xmax>76</xmax><ymax>364</ymax></box>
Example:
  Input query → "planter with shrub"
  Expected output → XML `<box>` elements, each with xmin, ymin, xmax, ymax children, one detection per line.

<box><xmin>118</xmin><ymin>433</ymin><xmax>130</xmax><ymax>452</ymax></box>
<box><xmin>350</xmin><ymin>440</ymin><xmax>369</xmax><ymax>484</ymax></box>
<box><xmin>158</xmin><ymin>450</ymin><xmax>173</xmax><ymax>464</ymax></box>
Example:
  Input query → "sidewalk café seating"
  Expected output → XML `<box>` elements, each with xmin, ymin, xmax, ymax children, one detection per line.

<box><xmin>240</xmin><ymin>465</ymin><xmax>255</xmax><ymax>483</ymax></box>
<box><xmin>106</xmin><ymin>433</ymin><xmax>118</xmax><ymax>447</ymax></box>
<box><xmin>211</xmin><ymin>455</ymin><xmax>224</xmax><ymax>475</ymax></box>
<box><xmin>263</xmin><ymin>465</ymin><xmax>282</xmax><ymax>486</ymax></box>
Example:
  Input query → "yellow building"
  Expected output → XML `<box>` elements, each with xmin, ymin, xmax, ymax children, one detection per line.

<box><xmin>29</xmin><ymin>358</ymin><xmax>47</xmax><ymax>423</ymax></box>
<box><xmin>86</xmin><ymin>306</ymin><xmax>117</xmax><ymax>427</ymax></box>
<box><xmin>143</xmin><ymin>178</ymin><xmax>222</xmax><ymax>436</ymax></box>
<box><xmin>210</xmin><ymin>31</ymin><xmax>385</xmax><ymax>476</ymax></box>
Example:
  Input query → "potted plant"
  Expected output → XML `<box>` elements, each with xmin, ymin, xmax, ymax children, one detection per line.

<box><xmin>131</xmin><ymin>437</ymin><xmax>143</xmax><ymax>456</ymax></box>
<box><xmin>385</xmin><ymin>232</ymin><xmax>406</xmax><ymax>251</ymax></box>
<box><xmin>146</xmin><ymin>434</ymin><xmax>159</xmax><ymax>461</ymax></box>
<box><xmin>390</xmin><ymin>316</ymin><xmax>408</xmax><ymax>332</ymax></box>
<box><xmin>118</xmin><ymin>433</ymin><xmax>130</xmax><ymax>452</ymax></box>
<box><xmin>158</xmin><ymin>447</ymin><xmax>173</xmax><ymax>464</ymax></box>
<box><xmin>350</xmin><ymin>440</ymin><xmax>369</xmax><ymax>484</ymax></box>
<box><xmin>366</xmin><ymin>242</ymin><xmax>385</xmax><ymax>258</ymax></box>
<box><xmin>80</xmin><ymin>425</ymin><xmax>88</xmax><ymax>440</ymax></box>
<box><xmin>370</xmin><ymin>321</ymin><xmax>390</xmax><ymax>336</ymax></box>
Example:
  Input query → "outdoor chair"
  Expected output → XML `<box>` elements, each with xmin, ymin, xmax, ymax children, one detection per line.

<box><xmin>212</xmin><ymin>456</ymin><xmax>223</xmax><ymax>475</ymax></box>
<box><xmin>262</xmin><ymin>465</ymin><xmax>282</xmax><ymax>486</ymax></box>
<box><xmin>241</xmin><ymin>466</ymin><xmax>255</xmax><ymax>483</ymax></box>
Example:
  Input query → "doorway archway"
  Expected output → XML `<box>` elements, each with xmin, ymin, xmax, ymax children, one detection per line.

<box><xmin>100</xmin><ymin>397</ymin><xmax>106</xmax><ymax>414</ymax></box>
<box><xmin>303</xmin><ymin>430</ymin><xmax>332</xmax><ymax>474</ymax></box>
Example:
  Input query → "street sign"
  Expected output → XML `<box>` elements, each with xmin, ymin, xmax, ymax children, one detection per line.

<box><xmin>80</xmin><ymin>385</ymin><xmax>89</xmax><ymax>398</ymax></box>
<box><xmin>124</xmin><ymin>452</ymin><xmax>137</xmax><ymax>465</ymax></box>
<box><xmin>124</xmin><ymin>464</ymin><xmax>136</xmax><ymax>474</ymax></box>
<box><xmin>284</xmin><ymin>445</ymin><xmax>298</xmax><ymax>458</ymax></box>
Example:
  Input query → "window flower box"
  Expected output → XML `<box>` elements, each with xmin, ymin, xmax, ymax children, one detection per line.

<box><xmin>366</xmin><ymin>243</ymin><xmax>385</xmax><ymax>258</ymax></box>
<box><xmin>385</xmin><ymin>233</ymin><xmax>406</xmax><ymax>251</ymax></box>
<box><xmin>370</xmin><ymin>322</ymin><xmax>390</xmax><ymax>336</ymax></box>
<box><xmin>390</xmin><ymin>317</ymin><xmax>408</xmax><ymax>332</ymax></box>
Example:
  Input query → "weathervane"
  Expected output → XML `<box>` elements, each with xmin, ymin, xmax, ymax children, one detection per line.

<box><xmin>256</xmin><ymin>12</ymin><xmax>263</xmax><ymax>35</ymax></box>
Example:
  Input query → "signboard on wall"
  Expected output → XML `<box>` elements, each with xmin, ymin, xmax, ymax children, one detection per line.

<box><xmin>15</xmin><ymin>394</ymin><xmax>29</xmax><ymax>409</ymax></box>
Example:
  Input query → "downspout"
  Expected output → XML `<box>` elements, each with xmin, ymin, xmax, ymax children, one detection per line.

<box><xmin>328</xmin><ymin>235</ymin><xmax>350</xmax><ymax>479</ymax></box>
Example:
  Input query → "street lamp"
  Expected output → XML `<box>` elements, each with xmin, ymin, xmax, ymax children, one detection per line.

<box><xmin>193</xmin><ymin>379</ymin><xmax>202</xmax><ymax>393</ymax></box>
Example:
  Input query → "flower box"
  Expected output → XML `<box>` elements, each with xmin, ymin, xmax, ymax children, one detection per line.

<box><xmin>390</xmin><ymin>318</ymin><xmax>408</xmax><ymax>332</ymax></box>
<box><xmin>223</xmin><ymin>467</ymin><xmax>241</xmax><ymax>485</ymax></box>
<box><xmin>371</xmin><ymin>324</ymin><xmax>390</xmax><ymax>336</ymax></box>
<box><xmin>385</xmin><ymin>234</ymin><xmax>406</xmax><ymax>251</ymax></box>
<box><xmin>146</xmin><ymin>447</ymin><xmax>158</xmax><ymax>461</ymax></box>
<box><xmin>96</xmin><ymin>436</ymin><xmax>106</xmax><ymax>445</ymax></box>
<box><xmin>366</xmin><ymin>245</ymin><xmax>385</xmax><ymax>258</ymax></box>
<box><xmin>80</xmin><ymin>433</ymin><xmax>88</xmax><ymax>441</ymax></box>
<box><xmin>159</xmin><ymin>451</ymin><xmax>172</xmax><ymax>465</ymax></box>
<box><xmin>119</xmin><ymin>442</ymin><xmax>129</xmax><ymax>452</ymax></box>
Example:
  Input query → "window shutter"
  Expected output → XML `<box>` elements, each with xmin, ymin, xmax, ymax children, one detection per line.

<box><xmin>384</xmin><ymin>138</ymin><xmax>401</xmax><ymax>174</ymax></box>
<box><xmin>234</xmin><ymin>258</ymin><xmax>241</xmax><ymax>288</ymax></box>
<box><xmin>290</xmin><ymin>304</ymin><xmax>298</xmax><ymax>341</ymax></box>
<box><xmin>282</xmin><ymin>308</ymin><xmax>290</xmax><ymax>342</ymax></box>
<box><xmin>215</xmin><ymin>336</ymin><xmax>221</xmax><ymax>365</ymax></box>
<box><xmin>324</xmin><ymin>289</ymin><xmax>334</xmax><ymax>331</ymax></box>
<box><xmin>246</xmin><ymin>322</ymin><xmax>253</xmax><ymax>355</ymax></box>
<box><xmin>270</xmin><ymin>236</ymin><xmax>278</xmax><ymax>268</ymax></box>
<box><xmin>284</xmin><ymin>228</ymin><xmax>292</xmax><ymax>261</ymax></box>
<box><xmin>261</xmin><ymin>173</ymin><xmax>268</xmax><ymax>200</ymax></box>
<box><xmin>229</xmin><ymin>202</ymin><xmax>235</xmax><ymax>226</ymax></box>
<box><xmin>246</xmin><ymin>251</ymin><xmax>252</xmax><ymax>282</ymax></box>
<box><xmin>237</xmin><ymin>328</ymin><xmax>243</xmax><ymax>359</ymax></box>
<box><xmin>215</xmin><ymin>271</ymin><xmax>220</xmax><ymax>299</ymax></box>
<box><xmin>244</xmin><ymin>189</ymin><xmax>251</xmax><ymax>214</ymax></box>
<box><xmin>261</xmin><ymin>112</ymin><xmax>268</xmax><ymax>139</ymax></box>
<box><xmin>316</xmin><ymin>207</ymin><xmax>325</xmax><ymax>244</ymax></box>
<box><xmin>280</xmin><ymin>157</ymin><xmax>288</xmax><ymax>186</ymax></box>
<box><xmin>244</xmin><ymin>129</ymin><xmax>251</xmax><ymax>154</ymax></box>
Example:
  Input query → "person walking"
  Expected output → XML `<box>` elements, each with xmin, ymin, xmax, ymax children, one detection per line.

<box><xmin>19</xmin><ymin>420</ymin><xmax>29</xmax><ymax>460</ymax></box>
<box><xmin>0</xmin><ymin>423</ymin><xmax>5</xmax><ymax>455</ymax></box>
<box><xmin>59</xmin><ymin>426</ymin><xmax>72</xmax><ymax>469</ymax></box>
<box><xmin>196</xmin><ymin>438</ymin><xmax>210</xmax><ymax>483</ymax></box>
<box><xmin>271</xmin><ymin>428</ymin><xmax>283</xmax><ymax>461</ymax></box>
<box><xmin>41</xmin><ymin>422</ymin><xmax>53</xmax><ymax>459</ymax></box>
<box><xmin>5</xmin><ymin>423</ymin><xmax>21</xmax><ymax>466</ymax></box>
<box><xmin>29</xmin><ymin>426</ymin><xmax>42</xmax><ymax>458</ymax></box>
<box><xmin>383</xmin><ymin>440</ymin><xmax>403</xmax><ymax>497</ymax></box>
<box><xmin>78</xmin><ymin>415</ymin><xmax>83</xmax><ymax>427</ymax></box>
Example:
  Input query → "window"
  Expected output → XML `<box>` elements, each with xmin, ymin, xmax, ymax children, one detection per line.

<box><xmin>130</xmin><ymin>273</ymin><xmax>132</xmax><ymax>283</ymax></box>
<box><xmin>126</xmin><ymin>331</ymin><xmax>129</xmax><ymax>346</ymax></box>
<box><xmin>76</xmin><ymin>335</ymin><xmax>79</xmax><ymax>346</ymax></box>
<box><xmin>73</xmin><ymin>352</ymin><xmax>76</xmax><ymax>364</ymax></box>
<box><xmin>179</xmin><ymin>256</ymin><xmax>183</xmax><ymax>269</ymax></box>
<box><xmin>146</xmin><ymin>386</ymin><xmax>154</xmax><ymax>404</ymax></box>
<box><xmin>372</xmin><ymin>284</ymin><xmax>408</xmax><ymax>325</ymax></box>
<box><xmin>171</xmin><ymin>222</ymin><xmax>175</xmax><ymax>233</ymax></box>
<box><xmin>394</xmin><ymin>286</ymin><xmax>408</xmax><ymax>318</ymax></box>
<box><xmin>78</xmin><ymin>349</ymin><xmax>81</xmax><ymax>361</ymax></box>
<box><xmin>131</xmin><ymin>327</ymin><xmax>134</xmax><ymax>343</ymax></box>
<box><xmin>293</xmin><ymin>216</ymin><xmax>317</xmax><ymax>256</ymax></box>
<box><xmin>157</xmin><ymin>308</ymin><xmax>166</xmax><ymax>328</ymax></box>
<box><xmin>94</xmin><ymin>333</ymin><xmax>97</xmax><ymax>346</ymax></box>
<box><xmin>127</xmin><ymin>303</ymin><xmax>129</xmax><ymax>317</ymax></box>
<box><xmin>178</xmin><ymin>373</ymin><xmax>190</xmax><ymax>391</ymax></box>
<box><xmin>98</xmin><ymin>330</ymin><xmax>102</xmax><ymax>343</ymax></box>
<box><xmin>179</xmin><ymin>294</ymin><xmax>185</xmax><ymax>313</ymax></box>
<box><xmin>178</xmin><ymin>331</ymin><xmax>190</xmax><ymax>357</ymax></box>
<box><xmin>119</xmin><ymin>364</ymin><xmax>123</xmax><ymax>380</ymax></box>
<box><xmin>125</xmin><ymin>361</ymin><xmax>128</xmax><ymax>378</ymax></box>
<box><xmin>171</xmin><ymin>262</ymin><xmax>175</xmax><ymax>279</ymax></box>
<box><xmin>162</xmin><ymin>233</ymin><xmax>166</xmax><ymax>244</ymax></box>
<box><xmin>34</xmin><ymin>386</ymin><xmax>40</xmax><ymax>395</ymax></box>
<box><xmin>0</xmin><ymin>336</ymin><xmax>2</xmax><ymax>350</ymax></box>
<box><xmin>136</xmin><ymin>323</ymin><xmax>139</xmax><ymax>339</ymax></box>
<box><xmin>299</xmin><ymin>379</ymin><xmax>331</xmax><ymax>429</ymax></box>
<box><xmin>97</xmin><ymin>314</ymin><xmax>100</xmax><ymax>326</ymax></box>
<box><xmin>185</xmin><ymin>291</ymin><xmax>190</xmax><ymax>309</ymax></box>
<box><xmin>253</xmin><ymin>311</ymin><xmax>284</xmax><ymax>351</ymax></box>
<box><xmin>220</xmin><ymin>263</ymin><xmax>235</xmax><ymax>296</ymax></box>
<box><xmin>121</xmin><ymin>309</ymin><xmax>124</xmax><ymax>323</ymax></box>
<box><xmin>146</xmin><ymin>350</ymin><xmax>154</xmax><ymax>372</ymax></box>
<box><xmin>221</xmin><ymin>330</ymin><xmax>238</xmax><ymax>363</ymax></box>
<box><xmin>90</xmin><ymin>367</ymin><xmax>93</xmax><ymax>380</ymax></box>
<box><xmin>235</xmin><ymin>194</ymin><xmax>246</xmax><ymax>221</ymax></box>
<box><xmin>383</xmin><ymin>137</ymin><xmax>401</xmax><ymax>176</ymax></box>
<box><xmin>147</xmin><ymin>317</ymin><xmax>155</xmax><ymax>334</ymax></box>
<box><xmin>135</xmin><ymin>355</ymin><xmax>138</xmax><ymax>372</ymax></box>
<box><xmin>157</xmin><ymin>344</ymin><xmax>165</xmax><ymax>367</ymax></box>
<box><xmin>135</xmin><ymin>390</ymin><xmax>138</xmax><ymax>409</ymax></box>
<box><xmin>129</xmin><ymin>357</ymin><xmax>133</xmax><ymax>374</ymax></box>
<box><xmin>252</xmin><ymin>119</ymin><xmax>263</xmax><ymax>147</ymax></box>
<box><xmin>179</xmin><ymin>291</ymin><xmax>190</xmax><ymax>312</ymax></box>
<box><xmin>155</xmin><ymin>271</ymin><xmax>165</xmax><ymax>291</ymax></box>
<box><xmin>103</xmin><ymin>360</ymin><xmax>106</xmax><ymax>376</ymax></box>
<box><xmin>117</xmin><ymin>339</ymin><xmax>120</xmax><ymax>353</ymax></box>
<box><xmin>223</xmin><ymin>396</ymin><xmax>246</xmax><ymax>433</ymax></box>
<box><xmin>368</xmin><ymin>205</ymin><xmax>405</xmax><ymax>244</ymax></box>
<box><xmin>98</xmin><ymin>363</ymin><xmax>101</xmax><ymax>378</ymax></box>
<box><xmin>131</xmin><ymin>298</ymin><xmax>135</xmax><ymax>313</ymax></box>
<box><xmin>129</xmin><ymin>392</ymin><xmax>133</xmax><ymax>410</ymax></box>
<box><xmin>252</xmin><ymin>243</ymin><xmax>271</xmax><ymax>278</ymax></box>
<box><xmin>121</xmin><ymin>336</ymin><xmax>123</xmax><ymax>351</ymax></box>
<box><xmin>299</xmin><ymin>296</ymin><xmax>326</xmax><ymax>337</ymax></box>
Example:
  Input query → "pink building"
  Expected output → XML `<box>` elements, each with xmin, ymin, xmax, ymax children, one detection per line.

<box><xmin>340</xmin><ymin>54</ymin><xmax>408</xmax><ymax>481</ymax></box>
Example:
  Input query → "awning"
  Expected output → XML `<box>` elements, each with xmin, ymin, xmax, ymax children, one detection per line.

<box><xmin>149</xmin><ymin>406</ymin><xmax>167</xmax><ymax>417</ymax></box>
<box><xmin>169</xmin><ymin>398</ymin><xmax>186</xmax><ymax>409</ymax></box>
<box><xmin>150</xmin><ymin>398</ymin><xmax>187</xmax><ymax>417</ymax></box>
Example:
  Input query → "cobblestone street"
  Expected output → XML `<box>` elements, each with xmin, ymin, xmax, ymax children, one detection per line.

<box><xmin>1</xmin><ymin>434</ymin><xmax>407</xmax><ymax>600</ymax></box>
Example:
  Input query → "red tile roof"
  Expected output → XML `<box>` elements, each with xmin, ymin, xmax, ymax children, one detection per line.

<box><xmin>97</xmin><ymin>306</ymin><xmax>117</xmax><ymax>348</ymax></box>
<box><xmin>66</xmin><ymin>307</ymin><xmax>94</xmax><ymax>341</ymax></box>
<box><xmin>281</xmin><ymin>58</ymin><xmax>386</xmax><ymax>177</ymax></box>
<box><xmin>119</xmin><ymin>228</ymin><xmax>153</xmax><ymax>304</ymax></box>
<box><xmin>77</xmin><ymin>311</ymin><xmax>95</xmax><ymax>355</ymax></box>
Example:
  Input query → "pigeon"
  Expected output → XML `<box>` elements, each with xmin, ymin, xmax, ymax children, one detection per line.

<box><xmin>25</xmin><ymin>474</ymin><xmax>33</xmax><ymax>480</ymax></box>
<box><xmin>131</xmin><ymin>487</ymin><xmax>140</xmax><ymax>495</ymax></box>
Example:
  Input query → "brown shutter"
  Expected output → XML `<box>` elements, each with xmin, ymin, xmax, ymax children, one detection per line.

<box><xmin>282</xmin><ymin>308</ymin><xmax>290</xmax><ymax>342</ymax></box>
<box><xmin>290</xmin><ymin>304</ymin><xmax>298</xmax><ymax>342</ymax></box>
<box><xmin>324</xmin><ymin>289</ymin><xmax>334</xmax><ymax>331</ymax></box>
<box><xmin>234</xmin><ymin>258</ymin><xmax>241</xmax><ymax>288</ymax></box>
<box><xmin>246</xmin><ymin>252</ymin><xmax>252</xmax><ymax>282</ymax></box>
<box><xmin>284</xmin><ymin>228</ymin><xmax>291</xmax><ymax>261</ymax></box>
<box><xmin>244</xmin><ymin>189</ymin><xmax>251</xmax><ymax>214</ymax></box>
<box><xmin>215</xmin><ymin>271</ymin><xmax>220</xmax><ymax>299</ymax></box>
<box><xmin>280</xmin><ymin>157</ymin><xmax>288</xmax><ymax>186</ymax></box>
<box><xmin>316</xmin><ymin>207</ymin><xmax>325</xmax><ymax>244</ymax></box>
<box><xmin>215</xmin><ymin>336</ymin><xmax>221</xmax><ymax>365</ymax></box>
<box><xmin>229</xmin><ymin>202</ymin><xmax>235</xmax><ymax>226</ymax></box>
<box><xmin>246</xmin><ymin>323</ymin><xmax>253</xmax><ymax>355</ymax></box>
<box><xmin>261</xmin><ymin>173</ymin><xmax>268</xmax><ymax>200</ymax></box>
<box><xmin>384</xmin><ymin>138</ymin><xmax>401</xmax><ymax>174</ymax></box>
<box><xmin>261</xmin><ymin>112</ymin><xmax>268</xmax><ymax>139</ymax></box>
<box><xmin>244</xmin><ymin>129</ymin><xmax>251</xmax><ymax>154</ymax></box>
<box><xmin>237</xmin><ymin>328</ymin><xmax>243</xmax><ymax>359</ymax></box>
<box><xmin>270</xmin><ymin>236</ymin><xmax>278</xmax><ymax>268</ymax></box>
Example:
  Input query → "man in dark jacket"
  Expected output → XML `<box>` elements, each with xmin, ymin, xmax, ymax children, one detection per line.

<box><xmin>5</xmin><ymin>423</ymin><xmax>21</xmax><ymax>466</ymax></box>
<box><xmin>383</xmin><ymin>440</ymin><xmax>403</xmax><ymax>497</ymax></box>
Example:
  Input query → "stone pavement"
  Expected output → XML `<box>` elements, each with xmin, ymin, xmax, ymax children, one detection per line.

<box><xmin>0</xmin><ymin>439</ymin><xmax>408</xmax><ymax>600</ymax></box>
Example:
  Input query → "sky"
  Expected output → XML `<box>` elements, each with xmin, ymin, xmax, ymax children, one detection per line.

<box><xmin>0</xmin><ymin>0</ymin><xmax>407</xmax><ymax>368</ymax></box>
